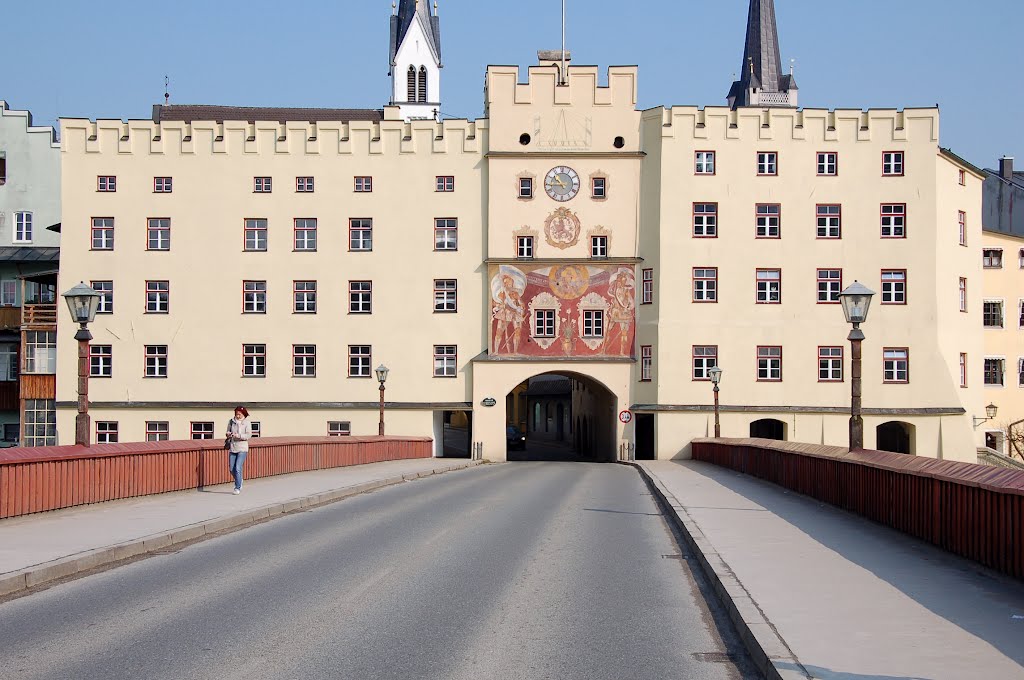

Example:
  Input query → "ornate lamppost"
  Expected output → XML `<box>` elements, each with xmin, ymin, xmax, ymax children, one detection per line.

<box><xmin>62</xmin><ymin>282</ymin><xmax>102</xmax><ymax>446</ymax></box>
<box><xmin>708</xmin><ymin>365</ymin><xmax>723</xmax><ymax>438</ymax></box>
<box><xmin>375</xmin><ymin>364</ymin><xmax>390</xmax><ymax>436</ymax></box>
<box><xmin>839</xmin><ymin>281</ymin><xmax>875</xmax><ymax>451</ymax></box>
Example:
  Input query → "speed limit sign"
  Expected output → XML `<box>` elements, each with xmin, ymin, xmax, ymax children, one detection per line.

<box><xmin>619</xmin><ymin>410</ymin><xmax>633</xmax><ymax>424</ymax></box>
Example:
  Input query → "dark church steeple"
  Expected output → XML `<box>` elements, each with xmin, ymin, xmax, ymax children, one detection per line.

<box><xmin>389</xmin><ymin>0</ymin><xmax>443</xmax><ymax>120</ymax></box>
<box><xmin>727</xmin><ymin>0</ymin><xmax>798</xmax><ymax>109</ymax></box>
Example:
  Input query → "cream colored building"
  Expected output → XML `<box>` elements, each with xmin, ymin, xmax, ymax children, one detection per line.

<box><xmin>55</xmin><ymin>0</ymin><xmax>992</xmax><ymax>461</ymax></box>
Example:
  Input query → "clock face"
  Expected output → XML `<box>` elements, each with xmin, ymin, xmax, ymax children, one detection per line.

<box><xmin>544</xmin><ymin>166</ymin><xmax>581</xmax><ymax>202</ymax></box>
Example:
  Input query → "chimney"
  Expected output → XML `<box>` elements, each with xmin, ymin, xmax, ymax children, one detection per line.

<box><xmin>999</xmin><ymin>156</ymin><xmax>1014</xmax><ymax>181</ymax></box>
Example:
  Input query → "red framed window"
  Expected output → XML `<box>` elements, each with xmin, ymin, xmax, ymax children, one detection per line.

<box><xmin>243</xmin><ymin>344</ymin><xmax>266</xmax><ymax>377</ymax></box>
<box><xmin>757</xmin><ymin>152</ymin><xmax>778</xmax><ymax>176</ymax></box>
<box><xmin>641</xmin><ymin>269</ymin><xmax>653</xmax><ymax>304</ymax></box>
<box><xmin>91</xmin><ymin>217</ymin><xmax>115</xmax><ymax>250</ymax></box>
<box><xmin>958</xmin><ymin>211</ymin><xmax>967</xmax><ymax>246</ymax></box>
<box><xmin>153</xmin><ymin>177</ymin><xmax>172</xmax><ymax>193</ymax></box>
<box><xmin>348</xmin><ymin>345</ymin><xmax>372</xmax><ymax>377</ymax></box>
<box><xmin>292</xmin><ymin>345</ymin><xmax>316</xmax><ymax>377</ymax></box>
<box><xmin>97</xmin><ymin>176</ymin><xmax>116</xmax><ymax>192</ymax></box>
<box><xmin>89</xmin><ymin>345</ymin><xmax>113</xmax><ymax>378</ymax></box>
<box><xmin>146</xmin><ymin>217</ymin><xmax>171</xmax><ymax>251</ymax></box>
<box><xmin>349</xmin><ymin>218</ymin><xmax>372</xmax><ymax>251</ymax></box>
<box><xmin>693</xmin><ymin>268</ymin><xmax>717</xmax><ymax>302</ymax></box>
<box><xmin>434</xmin><ymin>218</ymin><xmax>458</xmax><ymax>251</ymax></box>
<box><xmin>144</xmin><ymin>345</ymin><xmax>168</xmax><ymax>378</ymax></box>
<box><xmin>818</xmin><ymin>346</ymin><xmax>843</xmax><ymax>382</ymax></box>
<box><xmin>190</xmin><ymin>422</ymin><xmax>215</xmax><ymax>440</ymax></box>
<box><xmin>816</xmin><ymin>204</ymin><xmax>841</xmax><ymax>239</ymax></box>
<box><xmin>146</xmin><ymin>421</ymin><xmax>169</xmax><ymax>442</ymax></box>
<box><xmin>243</xmin><ymin>280</ymin><xmax>267</xmax><ymax>314</ymax></box>
<box><xmin>756</xmin><ymin>269</ymin><xmax>781</xmax><ymax>303</ymax></box>
<box><xmin>296</xmin><ymin>176</ymin><xmax>314</xmax><ymax>192</ymax></box>
<box><xmin>693</xmin><ymin>203</ymin><xmax>718</xmax><ymax>237</ymax></box>
<box><xmin>755</xmin><ymin>204</ymin><xmax>781</xmax><ymax>238</ymax></box>
<box><xmin>959</xmin><ymin>278</ymin><xmax>967</xmax><ymax>312</ymax></box>
<box><xmin>641</xmin><ymin>345</ymin><xmax>653</xmax><ymax>381</ymax></box>
<box><xmin>816</xmin><ymin>269</ymin><xmax>842</xmax><ymax>304</ymax></box>
<box><xmin>91</xmin><ymin>280</ymin><xmax>114</xmax><ymax>314</ymax></box>
<box><xmin>880</xmin><ymin>204</ymin><xmax>906</xmax><ymax>238</ymax></box>
<box><xmin>433</xmin><ymin>345</ymin><xmax>457</xmax><ymax>377</ymax></box>
<box><xmin>349</xmin><ymin>281</ymin><xmax>372</xmax><ymax>314</ymax></box>
<box><xmin>533</xmin><ymin>308</ymin><xmax>556</xmax><ymax>337</ymax></box>
<box><xmin>243</xmin><ymin>218</ymin><xmax>268</xmax><ymax>251</ymax></box>
<box><xmin>294</xmin><ymin>218</ymin><xmax>317</xmax><ymax>251</ymax></box>
<box><xmin>883</xmin><ymin>348</ymin><xmax>909</xmax><ymax>383</ymax></box>
<box><xmin>145</xmin><ymin>280</ymin><xmax>169</xmax><ymax>314</ymax></box>
<box><xmin>582</xmin><ymin>310</ymin><xmax>604</xmax><ymax>338</ymax></box>
<box><xmin>816</xmin><ymin>152</ymin><xmax>838</xmax><ymax>176</ymax></box>
<box><xmin>958</xmin><ymin>169</ymin><xmax>966</xmax><ymax>186</ymax></box>
<box><xmin>757</xmin><ymin>346</ymin><xmax>782</xmax><ymax>381</ymax></box>
<box><xmin>692</xmin><ymin>345</ymin><xmax>718</xmax><ymax>380</ymax></box>
<box><xmin>354</xmin><ymin>176</ymin><xmax>372</xmax><ymax>192</ymax></box>
<box><xmin>959</xmin><ymin>353</ymin><xmax>968</xmax><ymax>388</ymax></box>
<box><xmin>881</xmin><ymin>270</ymin><xmax>907</xmax><ymax>304</ymax></box>
<box><xmin>695</xmin><ymin>151</ymin><xmax>715</xmax><ymax>175</ymax></box>
<box><xmin>96</xmin><ymin>421</ymin><xmax>119</xmax><ymax>444</ymax></box>
<box><xmin>292</xmin><ymin>280</ymin><xmax>317</xmax><ymax>314</ymax></box>
<box><xmin>435</xmin><ymin>176</ymin><xmax>454</xmax><ymax>192</ymax></box>
<box><xmin>433</xmin><ymin>279</ymin><xmax>457</xmax><ymax>312</ymax></box>
<box><xmin>882</xmin><ymin>151</ymin><xmax>904</xmax><ymax>176</ymax></box>
<box><xmin>254</xmin><ymin>176</ymin><xmax>272</xmax><ymax>193</ymax></box>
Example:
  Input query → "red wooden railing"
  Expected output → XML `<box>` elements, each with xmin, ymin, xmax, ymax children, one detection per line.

<box><xmin>692</xmin><ymin>438</ymin><xmax>1024</xmax><ymax>580</ymax></box>
<box><xmin>0</xmin><ymin>436</ymin><xmax>431</xmax><ymax>519</ymax></box>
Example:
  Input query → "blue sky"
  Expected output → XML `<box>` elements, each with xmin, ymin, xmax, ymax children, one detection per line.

<box><xmin>3</xmin><ymin>0</ymin><xmax>1020</xmax><ymax>168</ymax></box>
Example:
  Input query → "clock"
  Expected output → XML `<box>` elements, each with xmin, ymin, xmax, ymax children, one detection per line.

<box><xmin>544</xmin><ymin>166</ymin><xmax>581</xmax><ymax>202</ymax></box>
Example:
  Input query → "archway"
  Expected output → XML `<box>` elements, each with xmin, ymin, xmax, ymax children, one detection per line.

<box><xmin>876</xmin><ymin>421</ymin><xmax>914</xmax><ymax>455</ymax></box>
<box><xmin>750</xmin><ymin>418</ymin><xmax>786</xmax><ymax>441</ymax></box>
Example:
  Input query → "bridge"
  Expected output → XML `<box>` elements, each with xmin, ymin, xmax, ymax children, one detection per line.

<box><xmin>0</xmin><ymin>437</ymin><xmax>1021</xmax><ymax>679</ymax></box>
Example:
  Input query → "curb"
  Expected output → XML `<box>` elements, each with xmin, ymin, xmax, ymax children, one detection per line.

<box><xmin>0</xmin><ymin>460</ymin><xmax>482</xmax><ymax>598</ymax></box>
<box><xmin>623</xmin><ymin>461</ymin><xmax>808</xmax><ymax>680</ymax></box>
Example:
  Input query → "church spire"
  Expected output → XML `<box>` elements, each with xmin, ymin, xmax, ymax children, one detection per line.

<box><xmin>727</xmin><ymin>0</ymin><xmax>797</xmax><ymax>109</ymax></box>
<box><xmin>389</xmin><ymin>0</ymin><xmax>443</xmax><ymax>121</ymax></box>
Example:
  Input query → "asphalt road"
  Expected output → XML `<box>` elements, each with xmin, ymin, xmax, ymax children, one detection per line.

<box><xmin>0</xmin><ymin>463</ymin><xmax>756</xmax><ymax>680</ymax></box>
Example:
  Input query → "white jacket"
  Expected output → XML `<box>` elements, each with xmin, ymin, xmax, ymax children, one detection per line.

<box><xmin>226</xmin><ymin>417</ymin><xmax>252</xmax><ymax>453</ymax></box>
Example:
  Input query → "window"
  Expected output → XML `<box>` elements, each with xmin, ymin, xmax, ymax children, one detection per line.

<box><xmin>641</xmin><ymin>269</ymin><xmax>653</xmax><ymax>305</ymax></box>
<box><xmin>349</xmin><ymin>345</ymin><xmax>372</xmax><ymax>378</ymax></box>
<box><xmin>583</xmin><ymin>310</ymin><xmax>604</xmax><ymax>338</ymax></box>
<box><xmin>154</xmin><ymin>177</ymin><xmax>172</xmax><ymax>193</ymax></box>
<box><xmin>434</xmin><ymin>218</ymin><xmax>458</xmax><ymax>251</ymax></box>
<box><xmin>90</xmin><ymin>345</ymin><xmax>112</xmax><ymax>377</ymax></box>
<box><xmin>984</xmin><ymin>358</ymin><xmax>1005</xmax><ymax>386</ymax></box>
<box><xmin>329</xmin><ymin>421</ymin><xmax>351</xmax><ymax>436</ymax></box>
<box><xmin>816</xmin><ymin>204</ymin><xmax>841</xmax><ymax>239</ymax></box>
<box><xmin>819</xmin><ymin>346</ymin><xmax>843</xmax><ymax>382</ymax></box>
<box><xmin>243</xmin><ymin>344</ymin><xmax>266</xmax><ymax>377</ymax></box>
<box><xmin>14</xmin><ymin>212</ymin><xmax>32</xmax><ymax>243</ymax></box>
<box><xmin>354</xmin><ymin>176</ymin><xmax>373</xmax><ymax>192</ymax></box>
<box><xmin>692</xmin><ymin>346</ymin><xmax>718</xmax><ymax>380</ymax></box>
<box><xmin>254</xmin><ymin>177</ymin><xmax>272</xmax><ymax>193</ymax></box>
<box><xmin>592</xmin><ymin>177</ymin><xmax>607</xmax><ymax>199</ymax></box>
<box><xmin>817</xmin><ymin>152</ymin><xmax>838</xmax><ymax>176</ymax></box>
<box><xmin>0</xmin><ymin>344</ymin><xmax>17</xmax><ymax>381</ymax></box>
<box><xmin>534</xmin><ymin>308</ymin><xmax>556</xmax><ymax>337</ymax></box>
<box><xmin>96</xmin><ymin>422</ymin><xmax>118</xmax><ymax>444</ymax></box>
<box><xmin>591</xmin><ymin>236</ymin><xmax>608</xmax><ymax>258</ymax></box>
<box><xmin>296</xmin><ymin>176</ymin><xmax>314</xmax><ymax>192</ymax></box>
<box><xmin>817</xmin><ymin>269</ymin><xmax>842</xmax><ymax>303</ymax></box>
<box><xmin>959</xmin><ymin>278</ymin><xmax>968</xmax><ymax>312</ymax></box>
<box><xmin>418</xmin><ymin>66</ymin><xmax>427</xmax><ymax>102</ymax></box>
<box><xmin>757</xmin><ymin>152</ymin><xmax>777</xmax><ymax>176</ymax></box>
<box><xmin>24</xmin><ymin>399</ymin><xmax>56</xmax><ymax>447</ymax></box>
<box><xmin>24</xmin><ymin>331</ymin><xmax>56</xmax><ymax>374</ymax></box>
<box><xmin>0</xmin><ymin>158</ymin><xmax>5</xmax><ymax>184</ymax></box>
<box><xmin>983</xmin><ymin>249</ymin><xmax>1003</xmax><ymax>269</ymax></box>
<box><xmin>1</xmin><ymin>423</ymin><xmax>16</xmax><ymax>443</ymax></box>
<box><xmin>293</xmin><ymin>345</ymin><xmax>316</xmax><ymax>377</ymax></box>
<box><xmin>517</xmin><ymin>236</ymin><xmax>534</xmax><ymax>259</ymax></box>
<box><xmin>294</xmin><ymin>218</ymin><xmax>317</xmax><ymax>251</ymax></box>
<box><xmin>958</xmin><ymin>211</ymin><xmax>966</xmax><ymax>246</ymax></box>
<box><xmin>1019</xmin><ymin>358</ymin><xmax>1024</xmax><ymax>388</ymax></box>
<box><xmin>146</xmin><ymin>421</ymin><xmax>169</xmax><ymax>442</ymax></box>
<box><xmin>244</xmin><ymin>219</ymin><xmax>268</xmax><ymax>251</ymax></box>
<box><xmin>293</xmin><ymin>280</ymin><xmax>317</xmax><ymax>314</ymax></box>
<box><xmin>641</xmin><ymin>345</ymin><xmax>653</xmax><ymax>381</ymax></box>
<box><xmin>147</xmin><ymin>218</ymin><xmax>171</xmax><ymax>251</ymax></box>
<box><xmin>695</xmin><ymin>151</ymin><xmax>715</xmax><ymax>175</ymax></box>
<box><xmin>434</xmin><ymin>345</ymin><xmax>457</xmax><ymax>377</ymax></box>
<box><xmin>518</xmin><ymin>177</ymin><xmax>533</xmax><ymax>198</ymax></box>
<box><xmin>145</xmin><ymin>281</ymin><xmax>169</xmax><ymax>313</ymax></box>
<box><xmin>433</xmin><ymin>279</ymin><xmax>457</xmax><ymax>312</ymax></box>
<box><xmin>883</xmin><ymin>348</ymin><xmax>909</xmax><ymax>383</ymax></box>
<box><xmin>882</xmin><ymin>151</ymin><xmax>904</xmax><ymax>176</ymax></box>
<box><xmin>250</xmin><ymin>422</ymin><xmax>261</xmax><ymax>438</ymax></box>
<box><xmin>349</xmin><ymin>218</ymin><xmax>372</xmax><ymax>251</ymax></box>
<box><xmin>881</xmin><ymin>270</ymin><xmax>907</xmax><ymax>305</ymax></box>
<box><xmin>693</xmin><ymin>268</ymin><xmax>717</xmax><ymax>302</ymax></box>
<box><xmin>757</xmin><ymin>346</ymin><xmax>783</xmax><ymax>381</ymax></box>
<box><xmin>983</xmin><ymin>301</ymin><xmax>1004</xmax><ymax>328</ymax></box>
<box><xmin>243</xmin><ymin>281</ymin><xmax>267</xmax><ymax>314</ymax></box>
<box><xmin>1020</xmin><ymin>300</ymin><xmax>1024</xmax><ymax>328</ymax></box>
<box><xmin>959</xmin><ymin>169</ymin><xmax>966</xmax><ymax>186</ymax></box>
<box><xmin>756</xmin><ymin>269</ymin><xmax>781</xmax><ymax>303</ymax></box>
<box><xmin>91</xmin><ymin>281</ymin><xmax>113</xmax><ymax>314</ymax></box>
<box><xmin>0</xmin><ymin>280</ymin><xmax>14</xmax><ymax>306</ymax></box>
<box><xmin>960</xmin><ymin>353</ymin><xmax>968</xmax><ymax>388</ymax></box>
<box><xmin>693</xmin><ymin>203</ymin><xmax>717</xmax><ymax>237</ymax></box>
<box><xmin>91</xmin><ymin>217</ymin><xmax>115</xmax><ymax>250</ymax></box>
<box><xmin>191</xmin><ymin>422</ymin><xmax>215</xmax><ymax>440</ymax></box>
<box><xmin>880</xmin><ymin>204</ymin><xmax>906</xmax><ymax>238</ymax></box>
<box><xmin>97</xmin><ymin>176</ymin><xmax>116</xmax><ymax>192</ymax></box>
<box><xmin>756</xmin><ymin>204</ymin><xmax>781</xmax><ymax>238</ymax></box>
<box><xmin>407</xmin><ymin>65</ymin><xmax>417</xmax><ymax>101</ymax></box>
<box><xmin>145</xmin><ymin>345</ymin><xmax>168</xmax><ymax>377</ymax></box>
<box><xmin>436</xmin><ymin>176</ymin><xmax>455</xmax><ymax>192</ymax></box>
<box><xmin>350</xmin><ymin>281</ymin><xmax>372</xmax><ymax>314</ymax></box>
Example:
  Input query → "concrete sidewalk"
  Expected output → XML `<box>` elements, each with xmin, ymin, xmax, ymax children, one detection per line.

<box><xmin>637</xmin><ymin>460</ymin><xmax>1024</xmax><ymax>680</ymax></box>
<box><xmin>0</xmin><ymin>457</ymin><xmax>479</xmax><ymax>597</ymax></box>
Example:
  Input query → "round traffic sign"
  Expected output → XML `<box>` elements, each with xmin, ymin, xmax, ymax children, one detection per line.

<box><xmin>619</xmin><ymin>410</ymin><xmax>633</xmax><ymax>424</ymax></box>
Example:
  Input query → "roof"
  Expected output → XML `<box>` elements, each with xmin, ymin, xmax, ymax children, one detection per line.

<box><xmin>982</xmin><ymin>167</ymin><xmax>1024</xmax><ymax>190</ymax></box>
<box><xmin>151</xmin><ymin>105</ymin><xmax>383</xmax><ymax>124</ymax></box>
<box><xmin>728</xmin><ymin>0</ymin><xmax>794</xmax><ymax>107</ymax></box>
<box><xmin>0</xmin><ymin>247</ymin><xmax>59</xmax><ymax>263</ymax></box>
<box><xmin>390</xmin><ymin>0</ymin><xmax>442</xmax><ymax>71</ymax></box>
<box><xmin>938</xmin><ymin>148</ymin><xmax>986</xmax><ymax>179</ymax></box>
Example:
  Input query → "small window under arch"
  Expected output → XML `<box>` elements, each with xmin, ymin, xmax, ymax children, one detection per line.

<box><xmin>418</xmin><ymin>66</ymin><xmax>428</xmax><ymax>103</ymax></box>
<box><xmin>407</xmin><ymin>66</ymin><xmax>416</xmax><ymax>102</ymax></box>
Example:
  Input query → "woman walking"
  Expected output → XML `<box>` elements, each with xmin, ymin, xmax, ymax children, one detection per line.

<box><xmin>225</xmin><ymin>406</ymin><xmax>253</xmax><ymax>494</ymax></box>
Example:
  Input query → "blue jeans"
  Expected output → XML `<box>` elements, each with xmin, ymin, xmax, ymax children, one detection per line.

<box><xmin>229</xmin><ymin>451</ymin><xmax>248</xmax><ymax>490</ymax></box>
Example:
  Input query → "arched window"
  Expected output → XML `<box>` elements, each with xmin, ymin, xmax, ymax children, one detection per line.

<box><xmin>418</xmin><ymin>66</ymin><xmax>428</xmax><ymax>102</ymax></box>
<box><xmin>407</xmin><ymin>66</ymin><xmax>416</xmax><ymax>102</ymax></box>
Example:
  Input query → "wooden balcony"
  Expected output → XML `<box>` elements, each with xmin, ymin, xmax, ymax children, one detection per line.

<box><xmin>22</xmin><ymin>303</ymin><xmax>57</xmax><ymax>329</ymax></box>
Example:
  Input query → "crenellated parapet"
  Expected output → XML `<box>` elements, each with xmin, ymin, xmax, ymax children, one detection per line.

<box><xmin>0</xmin><ymin>101</ymin><xmax>60</xmax><ymax>148</ymax></box>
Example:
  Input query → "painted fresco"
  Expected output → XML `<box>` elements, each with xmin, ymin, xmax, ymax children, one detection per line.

<box><xmin>489</xmin><ymin>262</ymin><xmax>636</xmax><ymax>358</ymax></box>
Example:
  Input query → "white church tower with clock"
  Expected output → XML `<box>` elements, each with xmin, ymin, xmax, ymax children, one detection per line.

<box><xmin>389</xmin><ymin>0</ymin><xmax>443</xmax><ymax>121</ymax></box>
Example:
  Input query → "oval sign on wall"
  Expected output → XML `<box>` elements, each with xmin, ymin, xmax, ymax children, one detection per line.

<box><xmin>619</xmin><ymin>410</ymin><xmax>633</xmax><ymax>424</ymax></box>
<box><xmin>481</xmin><ymin>397</ymin><xmax>497</xmax><ymax>407</ymax></box>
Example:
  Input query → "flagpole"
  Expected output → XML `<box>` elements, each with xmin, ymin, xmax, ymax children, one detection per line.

<box><xmin>561</xmin><ymin>0</ymin><xmax>566</xmax><ymax>84</ymax></box>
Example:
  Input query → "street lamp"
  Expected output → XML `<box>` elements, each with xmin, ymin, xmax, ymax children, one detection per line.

<box><xmin>839</xmin><ymin>281</ymin><xmax>875</xmax><ymax>451</ymax></box>
<box><xmin>708</xmin><ymin>365</ymin><xmax>723</xmax><ymax>438</ymax></box>
<box><xmin>375</xmin><ymin>364</ymin><xmax>390</xmax><ymax>436</ymax></box>
<box><xmin>973</xmin><ymin>403</ymin><xmax>998</xmax><ymax>428</ymax></box>
<box><xmin>62</xmin><ymin>282</ymin><xmax>102</xmax><ymax>446</ymax></box>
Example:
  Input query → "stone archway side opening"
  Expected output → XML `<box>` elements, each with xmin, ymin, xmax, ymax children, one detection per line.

<box><xmin>750</xmin><ymin>418</ymin><xmax>787</xmax><ymax>441</ymax></box>
<box><xmin>877</xmin><ymin>421</ymin><xmax>915</xmax><ymax>455</ymax></box>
